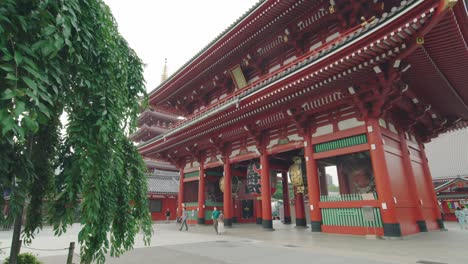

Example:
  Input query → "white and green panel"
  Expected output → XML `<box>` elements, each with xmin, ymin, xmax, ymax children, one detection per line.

<box><xmin>184</xmin><ymin>171</ymin><xmax>199</xmax><ymax>179</ymax></box>
<box><xmin>321</xmin><ymin>207</ymin><xmax>383</xmax><ymax>228</ymax></box>
<box><xmin>314</xmin><ymin>134</ymin><xmax>367</xmax><ymax>153</ymax></box>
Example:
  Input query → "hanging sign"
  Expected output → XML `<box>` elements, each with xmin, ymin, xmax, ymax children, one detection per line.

<box><xmin>247</xmin><ymin>161</ymin><xmax>261</xmax><ymax>195</ymax></box>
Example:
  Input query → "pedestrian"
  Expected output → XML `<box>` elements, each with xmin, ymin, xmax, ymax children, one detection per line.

<box><xmin>217</xmin><ymin>210</ymin><xmax>225</xmax><ymax>235</ymax></box>
<box><xmin>179</xmin><ymin>207</ymin><xmax>188</xmax><ymax>231</ymax></box>
<box><xmin>165</xmin><ymin>208</ymin><xmax>171</xmax><ymax>223</ymax></box>
<box><xmin>212</xmin><ymin>207</ymin><xmax>220</xmax><ymax>234</ymax></box>
<box><xmin>454</xmin><ymin>207</ymin><xmax>466</xmax><ymax>230</ymax></box>
<box><xmin>463</xmin><ymin>206</ymin><xmax>468</xmax><ymax>229</ymax></box>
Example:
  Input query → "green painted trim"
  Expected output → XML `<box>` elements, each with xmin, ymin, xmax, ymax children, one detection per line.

<box><xmin>314</xmin><ymin>134</ymin><xmax>368</xmax><ymax>153</ymax></box>
<box><xmin>204</xmin><ymin>210</ymin><xmax>213</xmax><ymax>220</ymax></box>
<box><xmin>184</xmin><ymin>171</ymin><xmax>199</xmax><ymax>178</ymax></box>
<box><xmin>205</xmin><ymin>201</ymin><xmax>223</xmax><ymax>207</ymax></box>
<box><xmin>205</xmin><ymin>171</ymin><xmax>223</xmax><ymax>177</ymax></box>
<box><xmin>183</xmin><ymin>202</ymin><xmax>198</xmax><ymax>207</ymax></box>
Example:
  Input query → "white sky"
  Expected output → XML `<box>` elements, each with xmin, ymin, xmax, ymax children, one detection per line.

<box><xmin>104</xmin><ymin>0</ymin><xmax>258</xmax><ymax>92</ymax></box>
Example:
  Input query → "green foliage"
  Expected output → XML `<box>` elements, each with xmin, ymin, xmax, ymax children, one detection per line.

<box><xmin>327</xmin><ymin>184</ymin><xmax>340</xmax><ymax>192</ymax></box>
<box><xmin>0</xmin><ymin>0</ymin><xmax>151</xmax><ymax>263</ymax></box>
<box><xmin>3</xmin><ymin>253</ymin><xmax>42</xmax><ymax>264</ymax></box>
<box><xmin>272</xmin><ymin>181</ymin><xmax>294</xmax><ymax>200</ymax></box>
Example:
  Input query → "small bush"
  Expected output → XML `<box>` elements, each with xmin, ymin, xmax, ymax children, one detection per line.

<box><xmin>3</xmin><ymin>253</ymin><xmax>42</xmax><ymax>264</ymax></box>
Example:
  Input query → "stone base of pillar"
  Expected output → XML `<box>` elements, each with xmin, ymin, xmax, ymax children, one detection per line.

<box><xmin>383</xmin><ymin>223</ymin><xmax>402</xmax><ymax>237</ymax></box>
<box><xmin>310</xmin><ymin>221</ymin><xmax>322</xmax><ymax>232</ymax></box>
<box><xmin>197</xmin><ymin>218</ymin><xmax>205</xmax><ymax>225</ymax></box>
<box><xmin>437</xmin><ymin>219</ymin><xmax>446</xmax><ymax>230</ymax></box>
<box><xmin>224</xmin><ymin>218</ymin><xmax>233</xmax><ymax>227</ymax></box>
<box><xmin>232</xmin><ymin>217</ymin><xmax>238</xmax><ymax>223</ymax></box>
<box><xmin>416</xmin><ymin>220</ymin><xmax>428</xmax><ymax>232</ymax></box>
<box><xmin>256</xmin><ymin>218</ymin><xmax>262</xmax><ymax>224</ymax></box>
<box><xmin>262</xmin><ymin>219</ymin><xmax>274</xmax><ymax>230</ymax></box>
<box><xmin>283</xmin><ymin>216</ymin><xmax>291</xmax><ymax>224</ymax></box>
<box><xmin>295</xmin><ymin>218</ymin><xmax>307</xmax><ymax>227</ymax></box>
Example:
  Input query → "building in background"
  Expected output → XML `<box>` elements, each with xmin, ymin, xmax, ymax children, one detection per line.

<box><xmin>426</xmin><ymin>127</ymin><xmax>468</xmax><ymax>221</ymax></box>
<box><xmin>131</xmin><ymin>59</ymin><xmax>180</xmax><ymax>221</ymax></box>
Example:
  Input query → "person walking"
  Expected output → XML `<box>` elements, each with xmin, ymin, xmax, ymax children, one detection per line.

<box><xmin>212</xmin><ymin>207</ymin><xmax>220</xmax><ymax>234</ymax></box>
<box><xmin>179</xmin><ymin>207</ymin><xmax>188</xmax><ymax>231</ymax></box>
<box><xmin>165</xmin><ymin>208</ymin><xmax>171</xmax><ymax>223</ymax></box>
<box><xmin>454</xmin><ymin>207</ymin><xmax>466</xmax><ymax>230</ymax></box>
<box><xmin>217</xmin><ymin>210</ymin><xmax>225</xmax><ymax>235</ymax></box>
<box><xmin>463</xmin><ymin>206</ymin><xmax>468</xmax><ymax>229</ymax></box>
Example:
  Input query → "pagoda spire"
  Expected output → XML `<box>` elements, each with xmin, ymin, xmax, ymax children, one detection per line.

<box><xmin>161</xmin><ymin>58</ymin><xmax>168</xmax><ymax>83</ymax></box>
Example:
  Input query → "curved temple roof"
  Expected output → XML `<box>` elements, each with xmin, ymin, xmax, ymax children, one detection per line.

<box><xmin>139</xmin><ymin>0</ymin><xmax>468</xmax><ymax>157</ymax></box>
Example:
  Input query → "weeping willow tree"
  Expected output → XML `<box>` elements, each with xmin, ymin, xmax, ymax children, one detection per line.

<box><xmin>0</xmin><ymin>0</ymin><xmax>152</xmax><ymax>263</ymax></box>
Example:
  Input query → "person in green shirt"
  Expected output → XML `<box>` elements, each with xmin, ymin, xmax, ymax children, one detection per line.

<box><xmin>212</xmin><ymin>207</ymin><xmax>220</xmax><ymax>234</ymax></box>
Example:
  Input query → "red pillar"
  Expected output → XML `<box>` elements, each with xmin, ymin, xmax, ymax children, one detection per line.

<box><xmin>197</xmin><ymin>164</ymin><xmax>206</xmax><ymax>224</ymax></box>
<box><xmin>398</xmin><ymin>131</ymin><xmax>426</xmax><ymax>232</ymax></box>
<box><xmin>304</xmin><ymin>138</ymin><xmax>322</xmax><ymax>232</ymax></box>
<box><xmin>255</xmin><ymin>198</ymin><xmax>262</xmax><ymax>224</ymax></box>
<box><xmin>419</xmin><ymin>142</ymin><xmax>444</xmax><ymax>229</ymax></box>
<box><xmin>281</xmin><ymin>172</ymin><xmax>291</xmax><ymax>224</ymax></box>
<box><xmin>366</xmin><ymin>118</ymin><xmax>400</xmax><ymax>237</ymax></box>
<box><xmin>223</xmin><ymin>159</ymin><xmax>233</xmax><ymax>227</ymax></box>
<box><xmin>178</xmin><ymin>167</ymin><xmax>184</xmax><ymax>217</ymax></box>
<box><xmin>260</xmin><ymin>153</ymin><xmax>273</xmax><ymax>229</ymax></box>
<box><xmin>294</xmin><ymin>188</ymin><xmax>306</xmax><ymax>227</ymax></box>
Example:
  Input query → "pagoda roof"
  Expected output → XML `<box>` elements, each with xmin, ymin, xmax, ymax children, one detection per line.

<box><xmin>144</xmin><ymin>158</ymin><xmax>177</xmax><ymax>171</ymax></box>
<box><xmin>148</xmin><ymin>0</ymin><xmax>315</xmax><ymax>105</ymax></box>
<box><xmin>130</xmin><ymin>124</ymin><xmax>168</xmax><ymax>142</ymax></box>
<box><xmin>137</xmin><ymin>110</ymin><xmax>178</xmax><ymax>127</ymax></box>
<box><xmin>147</xmin><ymin>174</ymin><xmax>179</xmax><ymax>194</ymax></box>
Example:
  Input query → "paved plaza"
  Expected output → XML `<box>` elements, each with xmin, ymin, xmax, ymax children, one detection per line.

<box><xmin>0</xmin><ymin>221</ymin><xmax>466</xmax><ymax>264</ymax></box>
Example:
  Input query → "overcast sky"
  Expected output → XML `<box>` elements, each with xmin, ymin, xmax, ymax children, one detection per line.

<box><xmin>103</xmin><ymin>0</ymin><xmax>258</xmax><ymax>92</ymax></box>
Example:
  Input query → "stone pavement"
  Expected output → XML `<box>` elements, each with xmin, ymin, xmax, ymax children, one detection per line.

<box><xmin>0</xmin><ymin>221</ymin><xmax>466</xmax><ymax>264</ymax></box>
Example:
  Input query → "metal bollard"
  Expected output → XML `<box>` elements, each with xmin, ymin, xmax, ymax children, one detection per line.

<box><xmin>67</xmin><ymin>242</ymin><xmax>75</xmax><ymax>264</ymax></box>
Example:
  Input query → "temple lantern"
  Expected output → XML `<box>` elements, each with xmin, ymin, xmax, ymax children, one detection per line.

<box><xmin>246</xmin><ymin>160</ymin><xmax>277</xmax><ymax>195</ymax></box>
<box><xmin>219</xmin><ymin>176</ymin><xmax>240</xmax><ymax>197</ymax></box>
<box><xmin>288</xmin><ymin>156</ymin><xmax>307</xmax><ymax>194</ymax></box>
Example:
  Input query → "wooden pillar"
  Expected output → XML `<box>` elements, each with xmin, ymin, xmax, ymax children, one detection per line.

<box><xmin>294</xmin><ymin>188</ymin><xmax>306</xmax><ymax>227</ymax></box>
<box><xmin>398</xmin><ymin>131</ymin><xmax>426</xmax><ymax>232</ymax></box>
<box><xmin>197</xmin><ymin>164</ymin><xmax>206</xmax><ymax>224</ymax></box>
<box><xmin>319</xmin><ymin>167</ymin><xmax>328</xmax><ymax>196</ymax></box>
<box><xmin>178</xmin><ymin>167</ymin><xmax>184</xmax><ymax>217</ymax></box>
<box><xmin>337</xmin><ymin>165</ymin><xmax>350</xmax><ymax>194</ymax></box>
<box><xmin>304</xmin><ymin>138</ymin><xmax>322</xmax><ymax>232</ymax></box>
<box><xmin>260</xmin><ymin>153</ymin><xmax>273</xmax><ymax>229</ymax></box>
<box><xmin>255</xmin><ymin>198</ymin><xmax>262</xmax><ymax>224</ymax></box>
<box><xmin>419</xmin><ymin>142</ymin><xmax>444</xmax><ymax>229</ymax></box>
<box><xmin>223</xmin><ymin>159</ymin><xmax>233</xmax><ymax>227</ymax></box>
<box><xmin>366</xmin><ymin>118</ymin><xmax>400</xmax><ymax>237</ymax></box>
<box><xmin>281</xmin><ymin>172</ymin><xmax>291</xmax><ymax>224</ymax></box>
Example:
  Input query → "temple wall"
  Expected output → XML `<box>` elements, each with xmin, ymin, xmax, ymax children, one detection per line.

<box><xmin>411</xmin><ymin>159</ymin><xmax>439</xmax><ymax>230</ymax></box>
<box><xmin>384</xmin><ymin>151</ymin><xmax>419</xmax><ymax>236</ymax></box>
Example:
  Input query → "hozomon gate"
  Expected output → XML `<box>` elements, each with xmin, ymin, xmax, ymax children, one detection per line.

<box><xmin>135</xmin><ymin>0</ymin><xmax>468</xmax><ymax>237</ymax></box>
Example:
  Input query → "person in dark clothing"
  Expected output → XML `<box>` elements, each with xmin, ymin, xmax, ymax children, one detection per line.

<box><xmin>165</xmin><ymin>208</ymin><xmax>171</xmax><ymax>223</ymax></box>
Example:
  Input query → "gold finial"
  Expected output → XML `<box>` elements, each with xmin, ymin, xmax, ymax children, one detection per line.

<box><xmin>161</xmin><ymin>58</ymin><xmax>168</xmax><ymax>83</ymax></box>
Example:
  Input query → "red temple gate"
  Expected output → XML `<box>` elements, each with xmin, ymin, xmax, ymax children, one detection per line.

<box><xmin>134</xmin><ymin>0</ymin><xmax>468</xmax><ymax>237</ymax></box>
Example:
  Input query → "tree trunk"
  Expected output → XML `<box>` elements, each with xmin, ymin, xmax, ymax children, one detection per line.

<box><xmin>9</xmin><ymin>207</ymin><xmax>24</xmax><ymax>264</ymax></box>
<box><xmin>9</xmin><ymin>135</ymin><xmax>33</xmax><ymax>264</ymax></box>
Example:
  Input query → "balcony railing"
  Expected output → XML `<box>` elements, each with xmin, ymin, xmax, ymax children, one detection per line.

<box><xmin>320</xmin><ymin>192</ymin><xmax>378</xmax><ymax>202</ymax></box>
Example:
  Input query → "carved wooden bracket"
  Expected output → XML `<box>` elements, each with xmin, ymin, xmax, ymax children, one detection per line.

<box><xmin>243</xmin><ymin>124</ymin><xmax>269</xmax><ymax>155</ymax></box>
